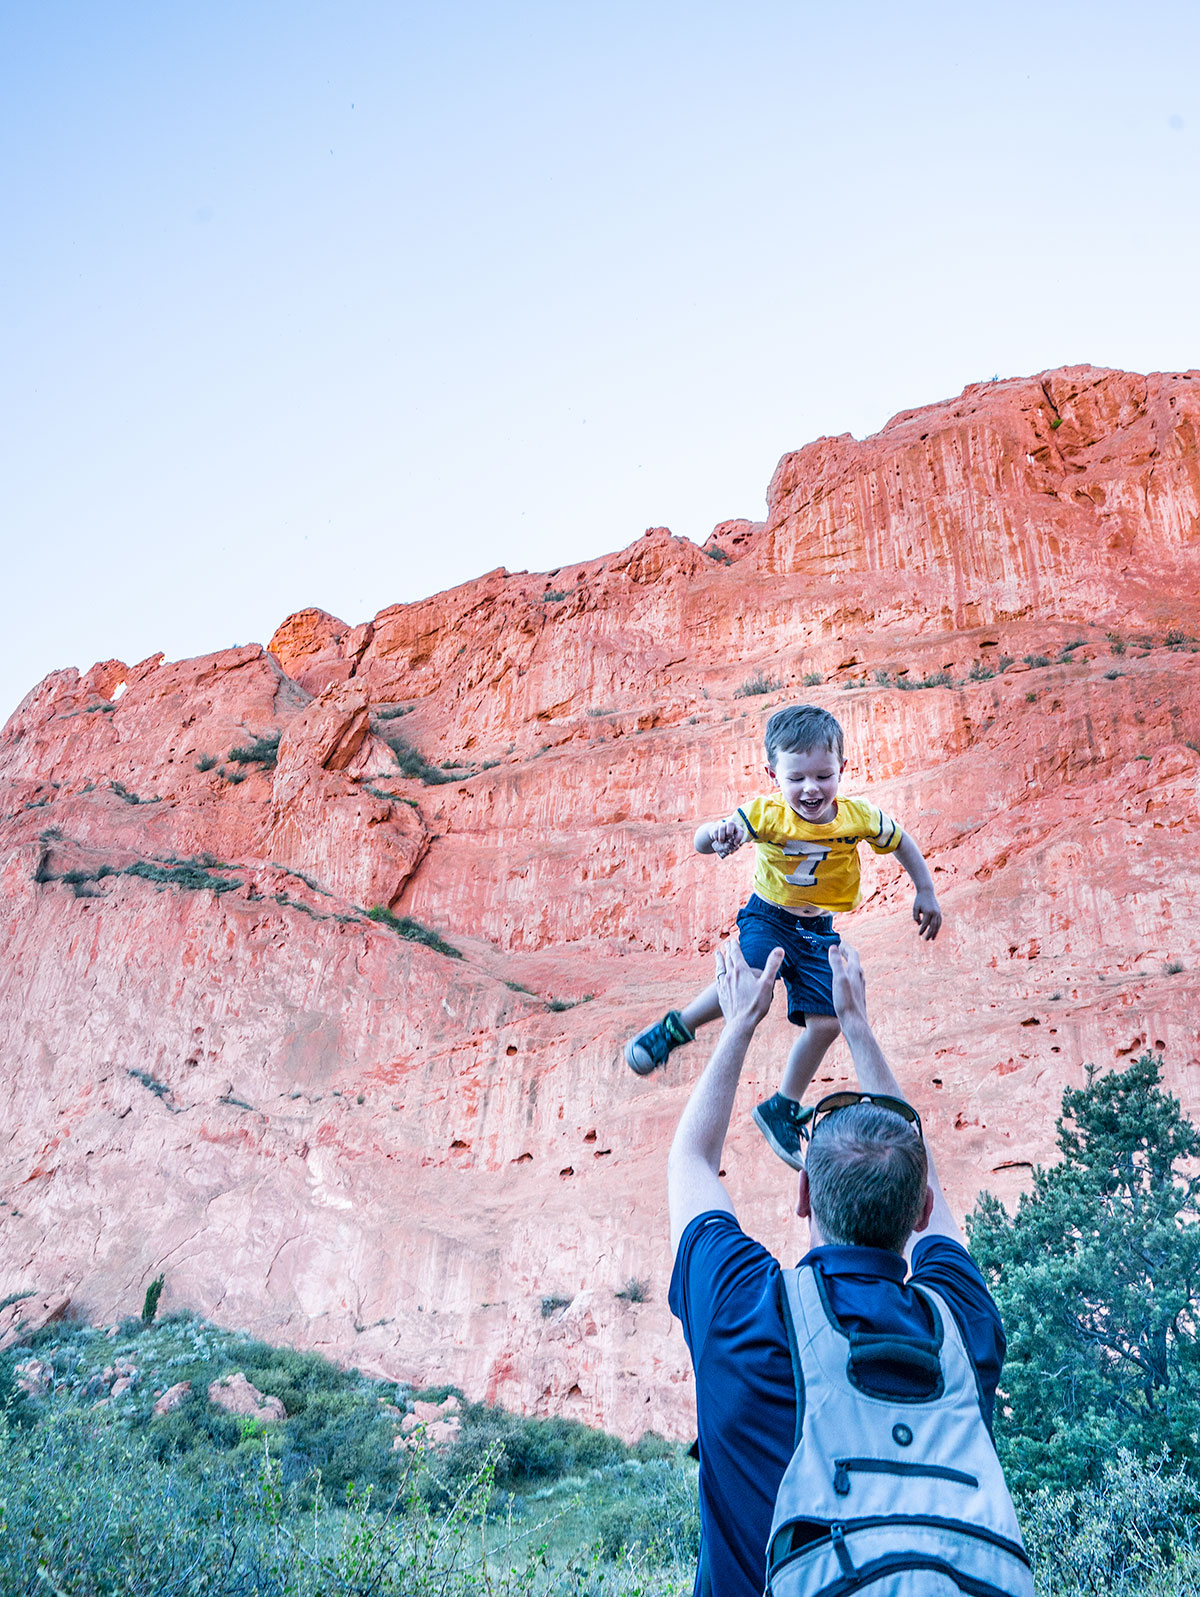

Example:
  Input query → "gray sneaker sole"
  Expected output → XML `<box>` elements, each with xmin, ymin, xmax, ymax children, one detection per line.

<box><xmin>751</xmin><ymin>1103</ymin><xmax>806</xmax><ymax>1171</ymax></box>
<box><xmin>624</xmin><ymin>1039</ymin><xmax>662</xmax><ymax>1076</ymax></box>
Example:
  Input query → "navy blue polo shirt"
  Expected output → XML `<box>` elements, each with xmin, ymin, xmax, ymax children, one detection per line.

<box><xmin>668</xmin><ymin>1211</ymin><xmax>1006</xmax><ymax>1597</ymax></box>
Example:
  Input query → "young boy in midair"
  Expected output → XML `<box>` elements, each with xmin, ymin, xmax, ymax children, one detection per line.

<box><xmin>624</xmin><ymin>703</ymin><xmax>941</xmax><ymax>1168</ymax></box>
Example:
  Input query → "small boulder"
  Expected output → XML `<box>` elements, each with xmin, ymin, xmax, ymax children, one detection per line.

<box><xmin>153</xmin><ymin>1380</ymin><xmax>192</xmax><ymax>1416</ymax></box>
<box><xmin>14</xmin><ymin>1358</ymin><xmax>53</xmax><ymax>1397</ymax></box>
<box><xmin>208</xmin><ymin>1371</ymin><xmax>285</xmax><ymax>1423</ymax></box>
<box><xmin>0</xmin><ymin>1293</ymin><xmax>70</xmax><ymax>1352</ymax></box>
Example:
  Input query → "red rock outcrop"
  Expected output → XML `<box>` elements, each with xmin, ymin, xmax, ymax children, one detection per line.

<box><xmin>2</xmin><ymin>365</ymin><xmax>1200</xmax><ymax>1440</ymax></box>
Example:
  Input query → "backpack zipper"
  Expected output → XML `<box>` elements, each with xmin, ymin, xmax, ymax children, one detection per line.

<box><xmin>833</xmin><ymin>1458</ymin><xmax>979</xmax><ymax>1496</ymax></box>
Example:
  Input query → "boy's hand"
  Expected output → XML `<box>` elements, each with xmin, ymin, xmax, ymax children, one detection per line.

<box><xmin>709</xmin><ymin>817</ymin><xmax>745</xmax><ymax>858</ymax></box>
<box><xmin>913</xmin><ymin>889</ymin><xmax>942</xmax><ymax>941</ymax></box>
<box><xmin>714</xmin><ymin>936</ymin><xmax>784</xmax><ymax>1030</ymax></box>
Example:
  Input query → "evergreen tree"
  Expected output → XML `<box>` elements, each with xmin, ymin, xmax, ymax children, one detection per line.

<box><xmin>968</xmin><ymin>1053</ymin><xmax>1200</xmax><ymax>1492</ymax></box>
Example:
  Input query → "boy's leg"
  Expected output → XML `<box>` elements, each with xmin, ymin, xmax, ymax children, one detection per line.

<box><xmin>778</xmin><ymin>1016</ymin><xmax>841</xmax><ymax>1102</ymax></box>
<box><xmin>752</xmin><ymin>1020</ymin><xmax>840</xmax><ymax>1171</ymax></box>
<box><xmin>624</xmin><ymin>982</ymin><xmax>725</xmax><ymax>1076</ymax></box>
<box><xmin>680</xmin><ymin>984</ymin><xmax>722</xmax><ymax>1033</ymax></box>
<box><xmin>754</xmin><ymin>917</ymin><xmax>842</xmax><ymax>1168</ymax></box>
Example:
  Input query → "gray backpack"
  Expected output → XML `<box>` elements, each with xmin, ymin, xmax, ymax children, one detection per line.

<box><xmin>764</xmin><ymin>1266</ymin><xmax>1034</xmax><ymax>1597</ymax></box>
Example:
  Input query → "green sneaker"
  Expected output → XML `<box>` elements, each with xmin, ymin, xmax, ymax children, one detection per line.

<box><xmin>752</xmin><ymin>1092</ymin><xmax>814</xmax><ymax>1170</ymax></box>
<box><xmin>625</xmin><ymin>1011</ymin><xmax>694</xmax><ymax>1076</ymax></box>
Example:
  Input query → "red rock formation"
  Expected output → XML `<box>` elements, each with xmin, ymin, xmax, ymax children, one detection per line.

<box><xmin>2</xmin><ymin>365</ymin><xmax>1200</xmax><ymax>1440</ymax></box>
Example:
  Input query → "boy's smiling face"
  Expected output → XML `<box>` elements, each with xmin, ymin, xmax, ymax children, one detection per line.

<box><xmin>768</xmin><ymin>743</ymin><xmax>844</xmax><ymax>825</ymax></box>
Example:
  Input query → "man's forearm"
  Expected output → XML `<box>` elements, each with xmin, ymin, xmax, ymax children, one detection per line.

<box><xmin>840</xmin><ymin>1013</ymin><xmax>906</xmax><ymax>1099</ymax></box>
<box><xmin>841</xmin><ymin>1007</ymin><xmax>961</xmax><ymax>1248</ymax></box>
<box><xmin>670</xmin><ymin>1019</ymin><xmax>755</xmax><ymax>1173</ymax></box>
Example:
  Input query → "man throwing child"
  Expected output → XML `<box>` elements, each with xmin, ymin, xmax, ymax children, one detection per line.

<box><xmin>667</xmin><ymin>938</ymin><xmax>1030</xmax><ymax>1597</ymax></box>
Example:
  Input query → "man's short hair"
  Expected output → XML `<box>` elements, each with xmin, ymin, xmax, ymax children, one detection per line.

<box><xmin>765</xmin><ymin>705</ymin><xmax>845</xmax><ymax>769</ymax></box>
<box><xmin>805</xmin><ymin>1103</ymin><xmax>928</xmax><ymax>1253</ymax></box>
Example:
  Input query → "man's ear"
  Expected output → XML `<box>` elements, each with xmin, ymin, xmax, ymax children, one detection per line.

<box><xmin>912</xmin><ymin>1185</ymin><xmax>936</xmax><ymax>1235</ymax></box>
<box><xmin>796</xmin><ymin>1168</ymin><xmax>813</xmax><ymax>1221</ymax></box>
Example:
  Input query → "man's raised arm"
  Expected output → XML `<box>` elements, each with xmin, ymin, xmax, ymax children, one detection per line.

<box><xmin>828</xmin><ymin>942</ymin><xmax>963</xmax><ymax>1249</ymax></box>
<box><xmin>667</xmin><ymin>939</ymin><xmax>784</xmax><ymax>1255</ymax></box>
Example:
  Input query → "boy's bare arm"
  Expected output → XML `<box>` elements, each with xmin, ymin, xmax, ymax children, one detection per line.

<box><xmin>894</xmin><ymin>832</ymin><xmax>942</xmax><ymax>940</ymax></box>
<box><xmin>695</xmin><ymin>814</ymin><xmax>747</xmax><ymax>858</ymax></box>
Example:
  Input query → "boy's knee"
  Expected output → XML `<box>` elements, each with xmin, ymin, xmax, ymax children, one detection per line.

<box><xmin>807</xmin><ymin>1014</ymin><xmax>841</xmax><ymax>1042</ymax></box>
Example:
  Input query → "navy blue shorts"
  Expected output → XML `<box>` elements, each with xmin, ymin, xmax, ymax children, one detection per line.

<box><xmin>735</xmin><ymin>894</ymin><xmax>841</xmax><ymax>1027</ymax></box>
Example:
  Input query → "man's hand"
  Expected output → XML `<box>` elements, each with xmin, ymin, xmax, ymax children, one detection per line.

<box><xmin>912</xmin><ymin>889</ymin><xmax>942</xmax><ymax>941</ymax></box>
<box><xmin>709</xmin><ymin>817</ymin><xmax>746</xmax><ymax>859</ymax></box>
<box><xmin>714</xmin><ymin>936</ymin><xmax>784</xmax><ymax>1029</ymax></box>
<box><xmin>829</xmin><ymin>942</ymin><xmax>869</xmax><ymax>1030</ymax></box>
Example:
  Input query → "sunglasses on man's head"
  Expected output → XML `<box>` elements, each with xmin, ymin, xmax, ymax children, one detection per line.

<box><xmin>805</xmin><ymin>1091</ymin><xmax>923</xmax><ymax>1143</ymax></box>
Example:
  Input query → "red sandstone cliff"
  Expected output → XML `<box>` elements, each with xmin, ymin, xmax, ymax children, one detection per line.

<box><xmin>2</xmin><ymin>364</ymin><xmax>1199</xmax><ymax>1438</ymax></box>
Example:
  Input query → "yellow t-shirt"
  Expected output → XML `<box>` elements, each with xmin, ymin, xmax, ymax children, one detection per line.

<box><xmin>736</xmin><ymin>794</ymin><xmax>905</xmax><ymax>914</ymax></box>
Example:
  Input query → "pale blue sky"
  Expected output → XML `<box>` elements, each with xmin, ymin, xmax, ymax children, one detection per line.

<box><xmin>4</xmin><ymin>1</ymin><xmax>1199</xmax><ymax>717</ymax></box>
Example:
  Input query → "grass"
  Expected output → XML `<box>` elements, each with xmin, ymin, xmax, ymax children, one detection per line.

<box><xmin>733</xmin><ymin>672</ymin><xmax>783</xmax><ymax>698</ymax></box>
<box><xmin>366</xmin><ymin>906</ymin><xmax>464</xmax><ymax>959</ymax></box>
<box><xmin>802</xmin><ymin>671</ymin><xmax>823</xmax><ymax>686</ymax></box>
<box><xmin>0</xmin><ymin>1315</ymin><xmax>697</xmax><ymax>1594</ymax></box>
<box><xmin>1165</xmin><ymin>961</ymin><xmax>1184</xmax><ymax>976</ymax></box>
<box><xmin>615</xmin><ymin>1279</ymin><xmax>649</xmax><ymax>1304</ymax></box>
<box><xmin>195</xmin><ymin>753</ymin><xmax>218</xmax><ymax>771</ymax></box>
<box><xmin>541</xmin><ymin>589</ymin><xmax>569</xmax><ymax>603</ymax></box>
<box><xmin>704</xmin><ymin>545</ymin><xmax>731</xmax><ymax>562</ymax></box>
<box><xmin>1024</xmin><ymin>653</ymin><xmax>1051</xmax><ymax>669</ymax></box>
<box><xmin>373</xmin><ymin>703</ymin><xmax>413</xmax><ymax>721</ymax></box>
<box><xmin>128</xmin><ymin>1068</ymin><xmax>171</xmax><ymax>1101</ymax></box>
<box><xmin>546</xmin><ymin>995</ymin><xmax>594</xmax><ymax>1012</ymax></box>
<box><xmin>364</xmin><ymin>784</ymin><xmax>420</xmax><ymax>808</ymax></box>
<box><xmin>40</xmin><ymin>853</ymin><xmax>243</xmax><ymax>898</ymax></box>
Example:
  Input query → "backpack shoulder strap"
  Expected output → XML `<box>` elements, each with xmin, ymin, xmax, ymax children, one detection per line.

<box><xmin>776</xmin><ymin>1266</ymin><xmax>833</xmax><ymax>1447</ymax></box>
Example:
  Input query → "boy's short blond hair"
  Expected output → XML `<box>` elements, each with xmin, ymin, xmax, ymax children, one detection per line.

<box><xmin>764</xmin><ymin>704</ymin><xmax>845</xmax><ymax>769</ymax></box>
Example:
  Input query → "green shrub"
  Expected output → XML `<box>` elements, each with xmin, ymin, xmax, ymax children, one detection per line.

<box><xmin>1023</xmin><ymin>653</ymin><xmax>1051</xmax><ymax>668</ymax></box>
<box><xmin>542</xmin><ymin>589</ymin><xmax>569</xmax><ymax>603</ymax></box>
<box><xmin>373</xmin><ymin>703</ymin><xmax>412</xmax><ymax>721</ymax></box>
<box><xmin>227</xmin><ymin>732</ymin><xmax>281</xmax><ymax>768</ymax></box>
<box><xmin>382</xmin><ymin>734</ymin><xmax>470</xmax><ymax>784</ymax></box>
<box><xmin>128</xmin><ymin>1068</ymin><xmax>170</xmax><ymax>1099</ymax></box>
<box><xmin>733</xmin><ymin>672</ymin><xmax>783</xmax><ymax>698</ymax></box>
<box><xmin>1016</xmin><ymin>1449</ymin><xmax>1200</xmax><ymax>1596</ymax></box>
<box><xmin>802</xmin><ymin>671</ymin><xmax>823</xmax><ymax>686</ymax></box>
<box><xmin>195</xmin><ymin>754</ymin><xmax>218</xmax><ymax>771</ymax></box>
<box><xmin>704</xmin><ymin>545</ymin><xmax>731</xmax><ymax>563</ymax></box>
<box><xmin>615</xmin><ymin>1279</ymin><xmax>649</xmax><ymax>1303</ymax></box>
<box><xmin>595</xmin><ymin>1457</ymin><xmax>700</xmax><ymax>1563</ymax></box>
<box><xmin>127</xmin><ymin>858</ymin><xmax>241</xmax><ymax>894</ymax></box>
<box><xmin>897</xmin><ymin>670</ymin><xmax>954</xmax><ymax>691</ymax></box>
<box><xmin>970</xmin><ymin>1054</ymin><xmax>1200</xmax><ymax>1492</ymax></box>
<box><xmin>366</xmin><ymin>906</ymin><xmax>464</xmax><ymax>959</ymax></box>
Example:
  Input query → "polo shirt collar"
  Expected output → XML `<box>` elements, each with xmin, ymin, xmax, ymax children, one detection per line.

<box><xmin>796</xmin><ymin>1243</ymin><xmax>908</xmax><ymax>1281</ymax></box>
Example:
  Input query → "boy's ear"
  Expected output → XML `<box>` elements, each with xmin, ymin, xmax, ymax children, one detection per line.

<box><xmin>765</xmin><ymin>763</ymin><xmax>778</xmax><ymax>785</ymax></box>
